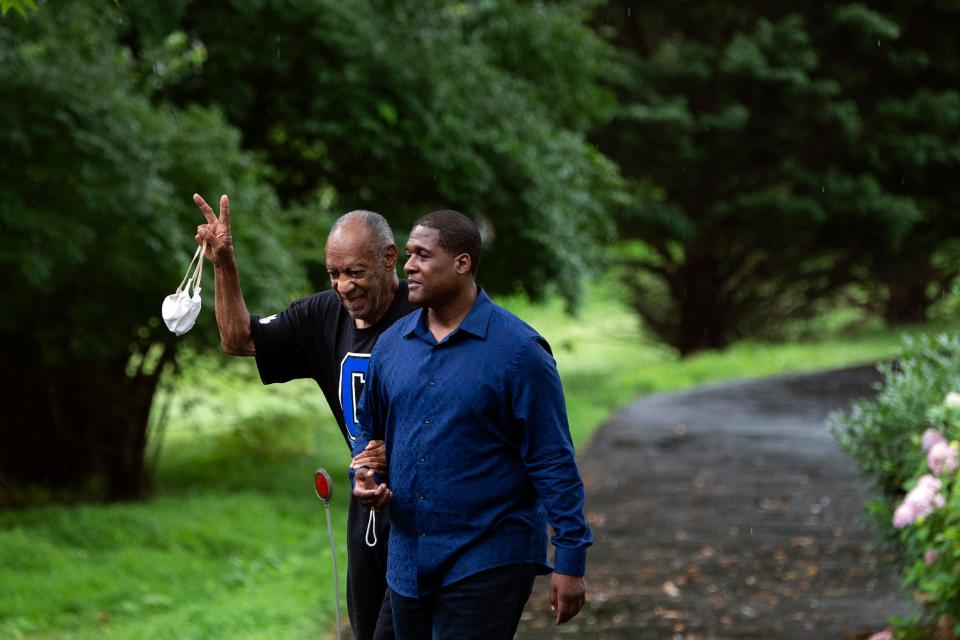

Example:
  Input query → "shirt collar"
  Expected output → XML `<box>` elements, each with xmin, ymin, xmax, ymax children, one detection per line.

<box><xmin>458</xmin><ymin>288</ymin><xmax>493</xmax><ymax>339</ymax></box>
<box><xmin>402</xmin><ymin>287</ymin><xmax>493</xmax><ymax>341</ymax></box>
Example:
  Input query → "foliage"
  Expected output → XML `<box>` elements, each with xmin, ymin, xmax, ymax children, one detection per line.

<box><xmin>118</xmin><ymin>0</ymin><xmax>623</xmax><ymax>304</ymax></box>
<box><xmin>600</xmin><ymin>1</ymin><xmax>960</xmax><ymax>353</ymax></box>
<box><xmin>831</xmin><ymin>335</ymin><xmax>960</xmax><ymax>495</ymax></box>
<box><xmin>0</xmin><ymin>2</ymin><xmax>308</xmax><ymax>361</ymax></box>
<box><xmin>1</xmin><ymin>0</ymin><xmax>624</xmax><ymax>501</ymax></box>
<box><xmin>815</xmin><ymin>2</ymin><xmax>960</xmax><ymax>327</ymax></box>
<box><xmin>0</xmin><ymin>0</ymin><xmax>35</xmax><ymax>18</ymax></box>
<box><xmin>0</xmin><ymin>1</ymin><xmax>311</xmax><ymax>500</ymax></box>
<box><xmin>830</xmin><ymin>334</ymin><xmax>960</xmax><ymax>633</ymax></box>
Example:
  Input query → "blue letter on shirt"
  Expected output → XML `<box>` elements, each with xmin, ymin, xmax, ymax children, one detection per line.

<box><xmin>339</xmin><ymin>352</ymin><xmax>371</xmax><ymax>441</ymax></box>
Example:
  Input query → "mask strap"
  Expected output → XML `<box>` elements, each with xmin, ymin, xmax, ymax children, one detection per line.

<box><xmin>188</xmin><ymin>241</ymin><xmax>207</xmax><ymax>297</ymax></box>
<box><xmin>365</xmin><ymin>509</ymin><xmax>377</xmax><ymax>547</ymax></box>
<box><xmin>178</xmin><ymin>244</ymin><xmax>204</xmax><ymax>292</ymax></box>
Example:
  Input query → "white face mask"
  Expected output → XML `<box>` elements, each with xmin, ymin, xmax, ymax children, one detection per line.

<box><xmin>162</xmin><ymin>243</ymin><xmax>206</xmax><ymax>336</ymax></box>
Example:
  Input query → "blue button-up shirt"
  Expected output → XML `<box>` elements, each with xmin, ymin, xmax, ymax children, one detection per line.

<box><xmin>353</xmin><ymin>289</ymin><xmax>592</xmax><ymax>598</ymax></box>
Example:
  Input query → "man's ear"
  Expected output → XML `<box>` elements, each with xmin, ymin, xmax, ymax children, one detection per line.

<box><xmin>383</xmin><ymin>244</ymin><xmax>398</xmax><ymax>269</ymax></box>
<box><xmin>455</xmin><ymin>253</ymin><xmax>472</xmax><ymax>275</ymax></box>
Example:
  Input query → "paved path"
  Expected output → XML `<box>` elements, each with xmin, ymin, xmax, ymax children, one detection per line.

<box><xmin>517</xmin><ymin>365</ymin><xmax>915</xmax><ymax>639</ymax></box>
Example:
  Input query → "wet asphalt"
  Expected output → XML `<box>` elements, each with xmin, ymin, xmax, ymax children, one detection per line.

<box><xmin>517</xmin><ymin>365</ymin><xmax>916</xmax><ymax>639</ymax></box>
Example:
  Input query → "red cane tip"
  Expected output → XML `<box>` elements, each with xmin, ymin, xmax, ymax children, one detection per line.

<box><xmin>314</xmin><ymin>468</ymin><xmax>333</xmax><ymax>502</ymax></box>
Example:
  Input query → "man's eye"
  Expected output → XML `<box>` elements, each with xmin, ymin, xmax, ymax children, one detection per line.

<box><xmin>327</xmin><ymin>271</ymin><xmax>338</xmax><ymax>278</ymax></box>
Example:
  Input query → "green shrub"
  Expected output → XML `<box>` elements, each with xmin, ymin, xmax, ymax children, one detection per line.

<box><xmin>830</xmin><ymin>334</ymin><xmax>960</xmax><ymax>634</ymax></box>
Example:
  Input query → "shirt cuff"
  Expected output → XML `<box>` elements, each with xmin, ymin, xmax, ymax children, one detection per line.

<box><xmin>553</xmin><ymin>545</ymin><xmax>587</xmax><ymax>577</ymax></box>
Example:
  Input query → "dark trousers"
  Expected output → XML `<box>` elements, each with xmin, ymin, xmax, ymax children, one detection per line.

<box><xmin>346</xmin><ymin>494</ymin><xmax>394</xmax><ymax>640</ymax></box>
<box><xmin>390</xmin><ymin>563</ymin><xmax>538</xmax><ymax>640</ymax></box>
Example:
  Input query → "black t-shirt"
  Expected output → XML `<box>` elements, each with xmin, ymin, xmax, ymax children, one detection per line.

<box><xmin>250</xmin><ymin>281</ymin><xmax>418</xmax><ymax>449</ymax></box>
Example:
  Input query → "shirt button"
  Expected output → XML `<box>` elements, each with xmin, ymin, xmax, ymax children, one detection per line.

<box><xmin>419</xmin><ymin>495</ymin><xmax>425</xmax><ymax>501</ymax></box>
<box><xmin>419</xmin><ymin>457</ymin><xmax>425</xmax><ymax>463</ymax></box>
<box><xmin>428</xmin><ymin>380</ymin><xmax>435</xmax><ymax>387</ymax></box>
<box><xmin>424</xmin><ymin>418</ymin><xmax>431</xmax><ymax>424</ymax></box>
<box><xmin>420</xmin><ymin>532</ymin><xmax>426</xmax><ymax>537</ymax></box>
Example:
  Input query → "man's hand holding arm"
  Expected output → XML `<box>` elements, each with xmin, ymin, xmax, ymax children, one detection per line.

<box><xmin>194</xmin><ymin>193</ymin><xmax>255</xmax><ymax>356</ymax></box>
<box><xmin>353</xmin><ymin>466</ymin><xmax>393</xmax><ymax>511</ymax></box>
<box><xmin>351</xmin><ymin>439</ymin><xmax>387</xmax><ymax>474</ymax></box>
<box><xmin>351</xmin><ymin>439</ymin><xmax>392</xmax><ymax>509</ymax></box>
<box><xmin>350</xmin><ymin>352</ymin><xmax>391</xmax><ymax>510</ymax></box>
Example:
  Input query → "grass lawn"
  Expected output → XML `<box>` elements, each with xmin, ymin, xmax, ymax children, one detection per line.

<box><xmin>0</xmin><ymin>402</ymin><xmax>350</xmax><ymax>640</ymax></box>
<box><xmin>4</xmin><ymin>287</ymin><xmax>959</xmax><ymax>639</ymax></box>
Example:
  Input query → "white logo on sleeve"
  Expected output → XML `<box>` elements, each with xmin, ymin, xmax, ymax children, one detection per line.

<box><xmin>259</xmin><ymin>314</ymin><xmax>278</xmax><ymax>325</ymax></box>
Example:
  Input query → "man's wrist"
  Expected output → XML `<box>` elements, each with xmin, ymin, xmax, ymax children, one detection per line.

<box><xmin>213</xmin><ymin>255</ymin><xmax>238</xmax><ymax>272</ymax></box>
<box><xmin>554</xmin><ymin>546</ymin><xmax>587</xmax><ymax>577</ymax></box>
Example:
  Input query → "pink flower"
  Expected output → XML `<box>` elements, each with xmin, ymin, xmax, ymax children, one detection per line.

<box><xmin>915</xmin><ymin>474</ymin><xmax>942</xmax><ymax>492</ymax></box>
<box><xmin>893</xmin><ymin>474</ymin><xmax>946</xmax><ymax>528</ymax></box>
<box><xmin>927</xmin><ymin>441</ymin><xmax>959</xmax><ymax>476</ymax></box>
<box><xmin>867</xmin><ymin>630</ymin><xmax>893</xmax><ymax>640</ymax></box>
<box><xmin>922</xmin><ymin>428</ymin><xmax>947</xmax><ymax>452</ymax></box>
<box><xmin>924</xmin><ymin>549</ymin><xmax>940</xmax><ymax>565</ymax></box>
<box><xmin>893</xmin><ymin>502</ymin><xmax>917</xmax><ymax>528</ymax></box>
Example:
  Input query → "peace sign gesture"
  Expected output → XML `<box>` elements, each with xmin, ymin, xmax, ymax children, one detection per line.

<box><xmin>193</xmin><ymin>193</ymin><xmax>234</xmax><ymax>265</ymax></box>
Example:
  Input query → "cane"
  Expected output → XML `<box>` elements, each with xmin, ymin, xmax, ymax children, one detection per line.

<box><xmin>314</xmin><ymin>468</ymin><xmax>341</xmax><ymax>640</ymax></box>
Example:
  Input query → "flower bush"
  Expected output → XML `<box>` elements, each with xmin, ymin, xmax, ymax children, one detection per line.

<box><xmin>830</xmin><ymin>334</ymin><xmax>960</xmax><ymax>636</ymax></box>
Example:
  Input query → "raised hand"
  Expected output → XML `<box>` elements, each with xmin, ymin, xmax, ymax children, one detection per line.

<box><xmin>193</xmin><ymin>193</ymin><xmax>234</xmax><ymax>264</ymax></box>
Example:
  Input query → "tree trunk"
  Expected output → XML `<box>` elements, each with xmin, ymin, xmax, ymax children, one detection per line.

<box><xmin>0</xmin><ymin>339</ymin><xmax>168</xmax><ymax>504</ymax></box>
<box><xmin>671</xmin><ymin>257</ymin><xmax>736</xmax><ymax>356</ymax></box>
<box><xmin>881</xmin><ymin>261</ymin><xmax>934</xmax><ymax>326</ymax></box>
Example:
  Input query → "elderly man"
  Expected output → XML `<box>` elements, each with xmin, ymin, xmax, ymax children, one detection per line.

<box><xmin>352</xmin><ymin>210</ymin><xmax>592</xmax><ymax>639</ymax></box>
<box><xmin>193</xmin><ymin>193</ymin><xmax>417</xmax><ymax>640</ymax></box>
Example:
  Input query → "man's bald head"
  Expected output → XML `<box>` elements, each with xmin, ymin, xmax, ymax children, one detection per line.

<box><xmin>328</xmin><ymin>210</ymin><xmax>395</xmax><ymax>260</ymax></box>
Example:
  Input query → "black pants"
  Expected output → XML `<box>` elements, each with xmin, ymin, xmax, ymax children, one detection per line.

<box><xmin>346</xmin><ymin>493</ymin><xmax>394</xmax><ymax>640</ymax></box>
<box><xmin>390</xmin><ymin>563</ymin><xmax>538</xmax><ymax>640</ymax></box>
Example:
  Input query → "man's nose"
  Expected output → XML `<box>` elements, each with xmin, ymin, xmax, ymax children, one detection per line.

<box><xmin>404</xmin><ymin>256</ymin><xmax>416</xmax><ymax>274</ymax></box>
<box><xmin>337</xmin><ymin>276</ymin><xmax>356</xmax><ymax>294</ymax></box>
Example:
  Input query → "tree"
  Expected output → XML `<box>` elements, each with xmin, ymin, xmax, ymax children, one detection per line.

<box><xmin>599</xmin><ymin>2</ymin><xmax>960</xmax><ymax>353</ymax></box>
<box><xmin>813</xmin><ymin>2</ymin><xmax>960</xmax><ymax>325</ymax></box>
<box><xmin>0</xmin><ymin>3</ymin><xmax>308</xmax><ymax>502</ymax></box>
<box><xmin>1</xmin><ymin>0</ymin><xmax>623</xmax><ymax>501</ymax></box>
<box><xmin>119</xmin><ymin>0</ymin><xmax>623</xmax><ymax>304</ymax></box>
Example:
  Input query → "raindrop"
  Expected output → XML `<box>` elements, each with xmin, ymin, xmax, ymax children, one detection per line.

<box><xmin>877</xmin><ymin>40</ymin><xmax>881</xmax><ymax>48</ymax></box>
<box><xmin>627</xmin><ymin>7</ymin><xmax>631</xmax><ymax>17</ymax></box>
